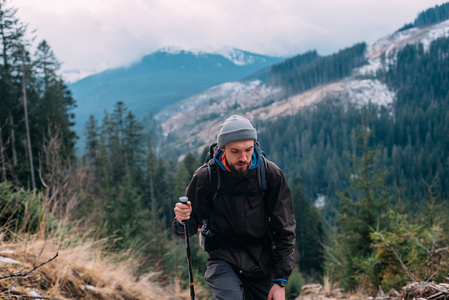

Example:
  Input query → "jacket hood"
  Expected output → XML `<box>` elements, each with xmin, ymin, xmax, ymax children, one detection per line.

<box><xmin>214</xmin><ymin>146</ymin><xmax>261</xmax><ymax>172</ymax></box>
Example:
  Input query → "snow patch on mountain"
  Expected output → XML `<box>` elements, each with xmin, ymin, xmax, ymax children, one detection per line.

<box><xmin>420</xmin><ymin>19</ymin><xmax>449</xmax><ymax>50</ymax></box>
<box><xmin>357</xmin><ymin>19</ymin><xmax>449</xmax><ymax>76</ymax></box>
<box><xmin>158</xmin><ymin>46</ymin><xmax>267</xmax><ymax>66</ymax></box>
<box><xmin>62</xmin><ymin>68</ymin><xmax>104</xmax><ymax>83</ymax></box>
<box><xmin>214</xmin><ymin>46</ymin><xmax>257</xmax><ymax>66</ymax></box>
<box><xmin>159</xmin><ymin>82</ymin><xmax>283</xmax><ymax>141</ymax></box>
<box><xmin>333</xmin><ymin>79</ymin><xmax>395</xmax><ymax>107</ymax></box>
<box><xmin>155</xmin><ymin>80</ymin><xmax>263</xmax><ymax>123</ymax></box>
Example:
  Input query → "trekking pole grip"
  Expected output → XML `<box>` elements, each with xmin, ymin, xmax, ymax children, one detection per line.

<box><xmin>179</xmin><ymin>196</ymin><xmax>189</xmax><ymax>222</ymax></box>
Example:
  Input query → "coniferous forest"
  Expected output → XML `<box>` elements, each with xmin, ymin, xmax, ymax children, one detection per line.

<box><xmin>1</xmin><ymin>1</ymin><xmax>449</xmax><ymax>299</ymax></box>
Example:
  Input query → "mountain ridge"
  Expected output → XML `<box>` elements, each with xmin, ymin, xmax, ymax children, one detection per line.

<box><xmin>155</xmin><ymin>18</ymin><xmax>449</xmax><ymax>156</ymax></box>
<box><xmin>69</xmin><ymin>47</ymin><xmax>285</xmax><ymax>153</ymax></box>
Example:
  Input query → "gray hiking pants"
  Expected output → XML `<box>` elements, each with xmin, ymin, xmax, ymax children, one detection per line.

<box><xmin>204</xmin><ymin>260</ymin><xmax>274</xmax><ymax>300</ymax></box>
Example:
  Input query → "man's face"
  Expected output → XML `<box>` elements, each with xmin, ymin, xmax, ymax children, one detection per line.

<box><xmin>222</xmin><ymin>139</ymin><xmax>254</xmax><ymax>175</ymax></box>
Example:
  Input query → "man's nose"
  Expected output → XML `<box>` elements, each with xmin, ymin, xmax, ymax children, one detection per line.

<box><xmin>239</xmin><ymin>152</ymin><xmax>248</xmax><ymax>161</ymax></box>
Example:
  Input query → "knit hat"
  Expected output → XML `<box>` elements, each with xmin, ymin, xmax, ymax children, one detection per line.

<box><xmin>217</xmin><ymin>115</ymin><xmax>257</xmax><ymax>148</ymax></box>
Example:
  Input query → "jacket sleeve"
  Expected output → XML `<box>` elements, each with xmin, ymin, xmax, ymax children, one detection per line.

<box><xmin>172</xmin><ymin>165</ymin><xmax>209</xmax><ymax>238</ymax></box>
<box><xmin>266</xmin><ymin>161</ymin><xmax>296</xmax><ymax>281</ymax></box>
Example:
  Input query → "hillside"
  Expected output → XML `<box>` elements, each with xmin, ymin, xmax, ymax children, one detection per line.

<box><xmin>155</xmin><ymin>18</ymin><xmax>449</xmax><ymax>156</ymax></box>
<box><xmin>0</xmin><ymin>236</ymin><xmax>185</xmax><ymax>300</ymax></box>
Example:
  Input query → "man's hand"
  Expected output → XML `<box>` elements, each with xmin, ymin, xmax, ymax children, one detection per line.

<box><xmin>267</xmin><ymin>283</ymin><xmax>285</xmax><ymax>300</ymax></box>
<box><xmin>174</xmin><ymin>200</ymin><xmax>192</xmax><ymax>225</ymax></box>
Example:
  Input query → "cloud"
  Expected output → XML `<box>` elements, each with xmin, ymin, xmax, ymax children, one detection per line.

<box><xmin>13</xmin><ymin>0</ymin><xmax>448</xmax><ymax>80</ymax></box>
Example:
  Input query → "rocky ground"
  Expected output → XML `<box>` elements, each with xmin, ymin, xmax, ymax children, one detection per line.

<box><xmin>296</xmin><ymin>282</ymin><xmax>449</xmax><ymax>300</ymax></box>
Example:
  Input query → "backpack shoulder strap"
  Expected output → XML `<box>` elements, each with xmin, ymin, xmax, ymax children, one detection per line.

<box><xmin>208</xmin><ymin>158</ymin><xmax>220</xmax><ymax>207</ymax></box>
<box><xmin>205</xmin><ymin>142</ymin><xmax>218</xmax><ymax>164</ymax></box>
<box><xmin>258</xmin><ymin>155</ymin><xmax>267</xmax><ymax>191</ymax></box>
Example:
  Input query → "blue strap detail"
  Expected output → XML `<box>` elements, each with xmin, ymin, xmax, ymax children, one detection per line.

<box><xmin>274</xmin><ymin>279</ymin><xmax>288</xmax><ymax>283</ymax></box>
<box><xmin>177</xmin><ymin>220</ymin><xmax>185</xmax><ymax>229</ymax></box>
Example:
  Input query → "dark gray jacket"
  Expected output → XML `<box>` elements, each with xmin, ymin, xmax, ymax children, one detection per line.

<box><xmin>173</xmin><ymin>159</ymin><xmax>296</xmax><ymax>281</ymax></box>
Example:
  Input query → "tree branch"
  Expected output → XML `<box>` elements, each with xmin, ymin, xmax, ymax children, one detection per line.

<box><xmin>0</xmin><ymin>252</ymin><xmax>58</xmax><ymax>280</ymax></box>
<box><xmin>377</xmin><ymin>232</ymin><xmax>418</xmax><ymax>282</ymax></box>
<box><xmin>19</xmin><ymin>296</ymin><xmax>62</xmax><ymax>300</ymax></box>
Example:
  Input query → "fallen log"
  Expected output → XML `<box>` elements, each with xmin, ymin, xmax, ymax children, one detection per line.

<box><xmin>402</xmin><ymin>282</ymin><xmax>449</xmax><ymax>300</ymax></box>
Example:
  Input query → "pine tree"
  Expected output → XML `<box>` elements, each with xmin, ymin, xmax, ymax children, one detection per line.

<box><xmin>114</xmin><ymin>168</ymin><xmax>149</xmax><ymax>250</ymax></box>
<box><xmin>292</xmin><ymin>177</ymin><xmax>325</xmax><ymax>279</ymax></box>
<box><xmin>0</xmin><ymin>1</ymin><xmax>21</xmax><ymax>164</ymax></box>
<box><xmin>123</xmin><ymin>110</ymin><xmax>145</xmax><ymax>186</ymax></box>
<box><xmin>83</xmin><ymin>115</ymin><xmax>99</xmax><ymax>165</ymax></box>
<box><xmin>34</xmin><ymin>40</ymin><xmax>76</xmax><ymax>157</ymax></box>
<box><xmin>326</xmin><ymin>111</ymin><xmax>393</xmax><ymax>291</ymax></box>
<box><xmin>183</xmin><ymin>152</ymin><xmax>198</xmax><ymax>179</ymax></box>
<box><xmin>0</xmin><ymin>1</ymin><xmax>28</xmax><ymax>183</ymax></box>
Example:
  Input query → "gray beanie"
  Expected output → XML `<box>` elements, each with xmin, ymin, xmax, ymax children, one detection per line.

<box><xmin>217</xmin><ymin>115</ymin><xmax>257</xmax><ymax>148</ymax></box>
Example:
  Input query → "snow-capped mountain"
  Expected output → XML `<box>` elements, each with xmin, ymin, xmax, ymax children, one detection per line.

<box><xmin>158</xmin><ymin>46</ymin><xmax>271</xmax><ymax>66</ymax></box>
<box><xmin>70</xmin><ymin>47</ymin><xmax>284</xmax><ymax>153</ymax></box>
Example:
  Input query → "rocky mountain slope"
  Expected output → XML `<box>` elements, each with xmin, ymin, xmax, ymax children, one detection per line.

<box><xmin>156</xmin><ymin>19</ymin><xmax>449</xmax><ymax>155</ymax></box>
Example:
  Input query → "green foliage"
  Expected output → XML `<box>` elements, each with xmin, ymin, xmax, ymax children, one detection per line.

<box><xmin>395</xmin><ymin>2</ymin><xmax>449</xmax><ymax>33</ymax></box>
<box><xmin>397</xmin><ymin>23</ymin><xmax>414</xmax><ymax>32</ymax></box>
<box><xmin>0</xmin><ymin>182</ymin><xmax>43</xmax><ymax>236</ymax></box>
<box><xmin>286</xmin><ymin>269</ymin><xmax>304</xmax><ymax>300</ymax></box>
<box><xmin>0</xmin><ymin>2</ymin><xmax>76</xmax><ymax>187</ymax></box>
<box><xmin>292</xmin><ymin>177</ymin><xmax>325</xmax><ymax>278</ymax></box>
<box><xmin>270</xmin><ymin>51</ymin><xmax>321</xmax><ymax>82</ymax></box>
<box><xmin>271</xmin><ymin>43</ymin><xmax>366</xmax><ymax>95</ymax></box>
<box><xmin>371</xmin><ymin>209</ymin><xmax>449</xmax><ymax>291</ymax></box>
<box><xmin>325</xmin><ymin>114</ymin><xmax>393</xmax><ymax>292</ymax></box>
<box><xmin>172</xmin><ymin>163</ymin><xmax>190</xmax><ymax>202</ymax></box>
<box><xmin>183</xmin><ymin>152</ymin><xmax>198</xmax><ymax>179</ymax></box>
<box><xmin>77</xmin><ymin>101</ymin><xmax>207</xmax><ymax>283</ymax></box>
<box><xmin>413</xmin><ymin>2</ymin><xmax>449</xmax><ymax>27</ymax></box>
<box><xmin>257</xmin><ymin>104</ymin><xmax>362</xmax><ymax>219</ymax></box>
<box><xmin>259</xmin><ymin>36</ymin><xmax>449</xmax><ymax>222</ymax></box>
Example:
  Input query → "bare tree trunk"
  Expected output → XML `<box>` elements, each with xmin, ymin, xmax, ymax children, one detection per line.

<box><xmin>0</xmin><ymin>117</ymin><xmax>6</xmax><ymax>182</ymax></box>
<box><xmin>149</xmin><ymin>170</ymin><xmax>156</xmax><ymax>220</ymax></box>
<box><xmin>22</xmin><ymin>58</ymin><xmax>36</xmax><ymax>190</ymax></box>
<box><xmin>397</xmin><ymin>165</ymin><xmax>402</xmax><ymax>213</ymax></box>
<box><xmin>9</xmin><ymin>114</ymin><xmax>17</xmax><ymax>166</ymax></box>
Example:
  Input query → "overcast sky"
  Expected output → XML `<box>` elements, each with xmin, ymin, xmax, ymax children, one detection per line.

<box><xmin>13</xmin><ymin>0</ymin><xmax>448</xmax><ymax>81</ymax></box>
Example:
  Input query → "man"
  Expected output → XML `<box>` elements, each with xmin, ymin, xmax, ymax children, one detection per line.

<box><xmin>173</xmin><ymin>115</ymin><xmax>296</xmax><ymax>300</ymax></box>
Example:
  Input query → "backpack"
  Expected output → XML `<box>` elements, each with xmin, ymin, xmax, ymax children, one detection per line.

<box><xmin>199</xmin><ymin>142</ymin><xmax>269</xmax><ymax>252</ymax></box>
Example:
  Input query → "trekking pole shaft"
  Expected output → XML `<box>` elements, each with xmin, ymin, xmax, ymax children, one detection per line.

<box><xmin>180</xmin><ymin>197</ymin><xmax>195</xmax><ymax>300</ymax></box>
<box><xmin>184</xmin><ymin>220</ymin><xmax>195</xmax><ymax>300</ymax></box>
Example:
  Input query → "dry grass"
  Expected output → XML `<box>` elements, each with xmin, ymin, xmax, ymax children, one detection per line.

<box><xmin>0</xmin><ymin>231</ymin><xmax>185</xmax><ymax>300</ymax></box>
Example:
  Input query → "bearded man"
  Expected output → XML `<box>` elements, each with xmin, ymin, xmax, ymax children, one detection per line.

<box><xmin>174</xmin><ymin>115</ymin><xmax>296</xmax><ymax>300</ymax></box>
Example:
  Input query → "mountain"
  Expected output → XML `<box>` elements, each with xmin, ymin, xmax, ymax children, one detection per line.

<box><xmin>69</xmin><ymin>47</ymin><xmax>284</xmax><ymax>152</ymax></box>
<box><xmin>155</xmin><ymin>18</ymin><xmax>449</xmax><ymax>156</ymax></box>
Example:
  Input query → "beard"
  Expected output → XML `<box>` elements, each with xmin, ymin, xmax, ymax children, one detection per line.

<box><xmin>228</xmin><ymin>161</ymin><xmax>250</xmax><ymax>175</ymax></box>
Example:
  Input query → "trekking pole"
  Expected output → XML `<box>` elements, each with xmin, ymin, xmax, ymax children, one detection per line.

<box><xmin>180</xmin><ymin>196</ymin><xmax>195</xmax><ymax>300</ymax></box>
